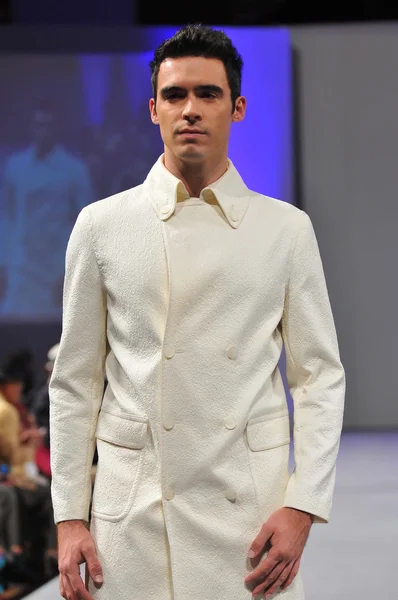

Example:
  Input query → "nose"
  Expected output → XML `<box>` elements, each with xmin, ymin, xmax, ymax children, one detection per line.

<box><xmin>182</xmin><ymin>96</ymin><xmax>202</xmax><ymax>123</ymax></box>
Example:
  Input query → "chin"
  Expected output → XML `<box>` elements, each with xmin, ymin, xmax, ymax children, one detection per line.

<box><xmin>178</xmin><ymin>147</ymin><xmax>206</xmax><ymax>162</ymax></box>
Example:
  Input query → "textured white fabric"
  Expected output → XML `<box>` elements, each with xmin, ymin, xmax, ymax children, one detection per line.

<box><xmin>49</xmin><ymin>155</ymin><xmax>345</xmax><ymax>600</ymax></box>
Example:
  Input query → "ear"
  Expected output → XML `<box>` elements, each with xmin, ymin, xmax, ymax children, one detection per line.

<box><xmin>149</xmin><ymin>98</ymin><xmax>159</xmax><ymax>125</ymax></box>
<box><xmin>232</xmin><ymin>96</ymin><xmax>247</xmax><ymax>123</ymax></box>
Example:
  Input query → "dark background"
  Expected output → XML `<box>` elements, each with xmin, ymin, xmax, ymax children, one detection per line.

<box><xmin>1</xmin><ymin>0</ymin><xmax>398</xmax><ymax>26</ymax></box>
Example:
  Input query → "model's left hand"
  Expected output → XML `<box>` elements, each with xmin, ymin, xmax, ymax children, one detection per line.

<box><xmin>244</xmin><ymin>507</ymin><xmax>314</xmax><ymax>597</ymax></box>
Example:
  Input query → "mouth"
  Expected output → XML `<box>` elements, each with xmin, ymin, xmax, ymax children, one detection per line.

<box><xmin>178</xmin><ymin>129</ymin><xmax>206</xmax><ymax>137</ymax></box>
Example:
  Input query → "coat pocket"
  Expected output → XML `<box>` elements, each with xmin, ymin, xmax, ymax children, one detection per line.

<box><xmin>246</xmin><ymin>412</ymin><xmax>290</xmax><ymax>452</ymax></box>
<box><xmin>245</xmin><ymin>413</ymin><xmax>291</xmax><ymax>519</ymax></box>
<box><xmin>91</xmin><ymin>410</ymin><xmax>148</xmax><ymax>522</ymax></box>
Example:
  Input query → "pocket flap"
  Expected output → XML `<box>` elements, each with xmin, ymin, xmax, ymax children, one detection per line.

<box><xmin>246</xmin><ymin>413</ymin><xmax>290</xmax><ymax>452</ymax></box>
<box><xmin>95</xmin><ymin>410</ymin><xmax>148</xmax><ymax>449</ymax></box>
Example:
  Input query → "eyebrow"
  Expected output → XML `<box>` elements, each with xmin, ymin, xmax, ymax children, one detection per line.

<box><xmin>160</xmin><ymin>85</ymin><xmax>224</xmax><ymax>98</ymax></box>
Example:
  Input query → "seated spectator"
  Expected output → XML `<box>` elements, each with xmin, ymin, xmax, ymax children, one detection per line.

<box><xmin>0</xmin><ymin>484</ymin><xmax>42</xmax><ymax>596</ymax></box>
<box><xmin>0</xmin><ymin>484</ymin><xmax>24</xmax><ymax>596</ymax></box>
<box><xmin>2</xmin><ymin>351</ymin><xmax>36</xmax><ymax>401</ymax></box>
<box><xmin>0</xmin><ymin>355</ymin><xmax>58</xmax><ymax>584</ymax></box>
<box><xmin>28</xmin><ymin>343</ymin><xmax>60</xmax><ymax>479</ymax></box>
<box><xmin>0</xmin><ymin>484</ymin><xmax>22</xmax><ymax>555</ymax></box>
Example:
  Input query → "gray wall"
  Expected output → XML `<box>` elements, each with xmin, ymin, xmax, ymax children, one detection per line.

<box><xmin>291</xmin><ymin>23</ymin><xmax>398</xmax><ymax>428</ymax></box>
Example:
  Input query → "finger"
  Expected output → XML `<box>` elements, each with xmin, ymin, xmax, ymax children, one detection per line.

<box><xmin>83</xmin><ymin>544</ymin><xmax>103</xmax><ymax>585</ymax></box>
<box><xmin>248</xmin><ymin>521</ymin><xmax>273</xmax><ymax>558</ymax></box>
<box><xmin>262</xmin><ymin>560</ymin><xmax>294</xmax><ymax>598</ymax></box>
<box><xmin>61</xmin><ymin>573</ymin><xmax>78</xmax><ymax>600</ymax></box>
<box><xmin>59</xmin><ymin>573</ymin><xmax>67</xmax><ymax>599</ymax></box>
<box><xmin>245</xmin><ymin>546</ymin><xmax>281</xmax><ymax>585</ymax></box>
<box><xmin>68</xmin><ymin>569</ymin><xmax>96</xmax><ymax>600</ymax></box>
<box><xmin>280</xmin><ymin>557</ymin><xmax>301</xmax><ymax>591</ymax></box>
<box><xmin>251</xmin><ymin>561</ymin><xmax>288</xmax><ymax>597</ymax></box>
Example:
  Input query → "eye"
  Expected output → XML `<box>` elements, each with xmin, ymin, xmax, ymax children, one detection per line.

<box><xmin>200</xmin><ymin>91</ymin><xmax>217</xmax><ymax>99</ymax></box>
<box><xmin>166</xmin><ymin>92</ymin><xmax>184</xmax><ymax>101</ymax></box>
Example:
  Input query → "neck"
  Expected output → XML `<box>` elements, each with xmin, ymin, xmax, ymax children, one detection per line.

<box><xmin>163</xmin><ymin>151</ymin><xmax>228</xmax><ymax>198</ymax></box>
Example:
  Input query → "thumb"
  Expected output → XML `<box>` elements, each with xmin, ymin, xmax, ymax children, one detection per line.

<box><xmin>83</xmin><ymin>544</ymin><xmax>103</xmax><ymax>584</ymax></box>
<box><xmin>247</xmin><ymin>520</ymin><xmax>273</xmax><ymax>558</ymax></box>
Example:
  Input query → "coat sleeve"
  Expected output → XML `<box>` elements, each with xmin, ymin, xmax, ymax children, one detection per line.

<box><xmin>49</xmin><ymin>206</ymin><xmax>107</xmax><ymax>524</ymax></box>
<box><xmin>280</xmin><ymin>210</ymin><xmax>346</xmax><ymax>524</ymax></box>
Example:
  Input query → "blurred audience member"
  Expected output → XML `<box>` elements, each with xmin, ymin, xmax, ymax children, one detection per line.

<box><xmin>0</xmin><ymin>355</ymin><xmax>57</xmax><ymax>581</ymax></box>
<box><xmin>29</xmin><ymin>343</ymin><xmax>60</xmax><ymax>478</ymax></box>
<box><xmin>0</xmin><ymin>485</ymin><xmax>22</xmax><ymax>555</ymax></box>
<box><xmin>4</xmin><ymin>350</ymin><xmax>35</xmax><ymax>401</ymax></box>
<box><xmin>0</xmin><ymin>485</ymin><xmax>40</xmax><ymax>592</ymax></box>
<box><xmin>81</xmin><ymin>100</ymin><xmax>163</xmax><ymax>201</ymax></box>
<box><xmin>0</xmin><ymin>95</ymin><xmax>95</xmax><ymax>318</ymax></box>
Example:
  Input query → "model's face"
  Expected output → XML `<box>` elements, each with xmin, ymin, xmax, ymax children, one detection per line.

<box><xmin>149</xmin><ymin>56</ymin><xmax>246</xmax><ymax>165</ymax></box>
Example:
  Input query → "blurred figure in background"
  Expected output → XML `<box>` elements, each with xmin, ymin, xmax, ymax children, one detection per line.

<box><xmin>29</xmin><ymin>343</ymin><xmax>60</xmax><ymax>479</ymax></box>
<box><xmin>81</xmin><ymin>104</ymin><xmax>145</xmax><ymax>200</ymax></box>
<box><xmin>0</xmin><ymin>95</ymin><xmax>95</xmax><ymax>319</ymax></box>
<box><xmin>0</xmin><ymin>354</ymin><xmax>57</xmax><ymax>581</ymax></box>
<box><xmin>80</xmin><ymin>96</ymin><xmax>163</xmax><ymax>201</ymax></box>
<box><xmin>0</xmin><ymin>485</ymin><xmax>22</xmax><ymax>557</ymax></box>
<box><xmin>0</xmin><ymin>485</ymin><xmax>39</xmax><ymax>595</ymax></box>
<box><xmin>4</xmin><ymin>350</ymin><xmax>36</xmax><ymax>401</ymax></box>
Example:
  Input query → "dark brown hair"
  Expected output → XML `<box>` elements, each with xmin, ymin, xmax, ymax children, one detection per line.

<box><xmin>149</xmin><ymin>24</ymin><xmax>243</xmax><ymax>109</ymax></box>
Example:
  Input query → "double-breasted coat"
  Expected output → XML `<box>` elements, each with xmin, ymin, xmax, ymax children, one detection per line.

<box><xmin>49</xmin><ymin>155</ymin><xmax>345</xmax><ymax>600</ymax></box>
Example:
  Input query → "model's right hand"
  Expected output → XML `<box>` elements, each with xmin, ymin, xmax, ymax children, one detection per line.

<box><xmin>57</xmin><ymin>519</ymin><xmax>103</xmax><ymax>600</ymax></box>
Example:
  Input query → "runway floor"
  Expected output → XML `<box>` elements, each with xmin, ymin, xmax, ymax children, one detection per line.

<box><xmin>25</xmin><ymin>431</ymin><xmax>397</xmax><ymax>600</ymax></box>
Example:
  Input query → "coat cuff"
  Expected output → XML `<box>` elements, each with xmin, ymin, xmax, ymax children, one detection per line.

<box><xmin>53</xmin><ymin>507</ymin><xmax>91</xmax><ymax>526</ymax></box>
<box><xmin>51</xmin><ymin>475</ymin><xmax>92</xmax><ymax>525</ymax></box>
<box><xmin>281</xmin><ymin>504</ymin><xmax>324</xmax><ymax>524</ymax></box>
<box><xmin>281</xmin><ymin>495</ymin><xmax>330</xmax><ymax>524</ymax></box>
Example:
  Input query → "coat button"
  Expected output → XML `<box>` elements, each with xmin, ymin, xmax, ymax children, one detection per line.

<box><xmin>225</xmin><ymin>486</ymin><xmax>237</xmax><ymax>502</ymax></box>
<box><xmin>224</xmin><ymin>416</ymin><xmax>237</xmax><ymax>429</ymax></box>
<box><xmin>227</xmin><ymin>345</ymin><xmax>237</xmax><ymax>360</ymax></box>
<box><xmin>163</xmin><ymin>345</ymin><xmax>175</xmax><ymax>359</ymax></box>
<box><xmin>163</xmin><ymin>418</ymin><xmax>174</xmax><ymax>430</ymax></box>
<box><xmin>164</xmin><ymin>486</ymin><xmax>175</xmax><ymax>500</ymax></box>
<box><xmin>161</xmin><ymin>204</ymin><xmax>171</xmax><ymax>214</ymax></box>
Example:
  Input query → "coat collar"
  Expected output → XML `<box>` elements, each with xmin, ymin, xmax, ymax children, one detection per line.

<box><xmin>143</xmin><ymin>154</ymin><xmax>251</xmax><ymax>229</ymax></box>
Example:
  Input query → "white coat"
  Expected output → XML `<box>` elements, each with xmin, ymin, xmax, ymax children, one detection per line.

<box><xmin>49</xmin><ymin>155</ymin><xmax>345</xmax><ymax>600</ymax></box>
